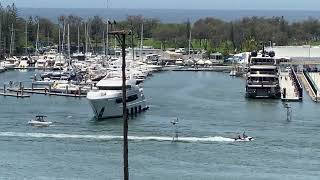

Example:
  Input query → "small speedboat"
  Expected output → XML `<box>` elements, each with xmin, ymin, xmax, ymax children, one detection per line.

<box><xmin>234</xmin><ymin>136</ymin><xmax>254</xmax><ymax>142</ymax></box>
<box><xmin>28</xmin><ymin>115</ymin><xmax>52</xmax><ymax>126</ymax></box>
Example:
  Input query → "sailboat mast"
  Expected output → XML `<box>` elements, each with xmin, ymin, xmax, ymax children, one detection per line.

<box><xmin>106</xmin><ymin>19</ymin><xmax>109</xmax><ymax>57</ymax></box>
<box><xmin>102</xmin><ymin>30</ymin><xmax>105</xmax><ymax>56</ymax></box>
<box><xmin>67</xmin><ymin>24</ymin><xmax>71</xmax><ymax>59</ymax></box>
<box><xmin>0</xmin><ymin>19</ymin><xmax>2</xmax><ymax>55</ymax></box>
<box><xmin>77</xmin><ymin>25</ymin><xmax>80</xmax><ymax>53</ymax></box>
<box><xmin>58</xmin><ymin>27</ymin><xmax>62</xmax><ymax>77</ymax></box>
<box><xmin>58</xmin><ymin>28</ymin><xmax>61</xmax><ymax>55</ymax></box>
<box><xmin>85</xmin><ymin>23</ymin><xmax>88</xmax><ymax>54</ymax></box>
<box><xmin>36</xmin><ymin>22</ymin><xmax>39</xmax><ymax>54</ymax></box>
<box><xmin>62</xmin><ymin>21</ymin><xmax>65</xmax><ymax>54</ymax></box>
<box><xmin>25</xmin><ymin>21</ymin><xmax>28</xmax><ymax>55</ymax></box>
<box><xmin>140</xmin><ymin>23</ymin><xmax>144</xmax><ymax>60</ymax></box>
<box><xmin>9</xmin><ymin>24</ymin><xmax>13</xmax><ymax>57</ymax></box>
<box><xmin>188</xmin><ymin>28</ymin><xmax>192</xmax><ymax>56</ymax></box>
<box><xmin>47</xmin><ymin>32</ymin><xmax>50</xmax><ymax>47</ymax></box>
<box><xmin>12</xmin><ymin>27</ymin><xmax>15</xmax><ymax>55</ymax></box>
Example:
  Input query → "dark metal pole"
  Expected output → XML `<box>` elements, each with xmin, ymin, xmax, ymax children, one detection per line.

<box><xmin>121</xmin><ymin>33</ymin><xmax>129</xmax><ymax>180</ymax></box>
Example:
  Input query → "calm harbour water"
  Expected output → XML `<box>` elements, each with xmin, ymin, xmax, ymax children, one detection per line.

<box><xmin>0</xmin><ymin>70</ymin><xmax>319</xmax><ymax>180</ymax></box>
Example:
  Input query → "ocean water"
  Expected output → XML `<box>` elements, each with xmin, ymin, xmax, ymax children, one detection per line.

<box><xmin>0</xmin><ymin>70</ymin><xmax>319</xmax><ymax>179</ymax></box>
<box><xmin>19</xmin><ymin>8</ymin><xmax>320</xmax><ymax>23</ymax></box>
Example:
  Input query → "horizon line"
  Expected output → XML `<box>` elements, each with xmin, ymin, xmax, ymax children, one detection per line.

<box><xmin>13</xmin><ymin>7</ymin><xmax>320</xmax><ymax>12</ymax></box>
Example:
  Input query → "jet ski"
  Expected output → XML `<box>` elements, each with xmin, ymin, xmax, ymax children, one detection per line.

<box><xmin>28</xmin><ymin>115</ymin><xmax>52</xmax><ymax>126</ymax></box>
<box><xmin>234</xmin><ymin>136</ymin><xmax>254</xmax><ymax>142</ymax></box>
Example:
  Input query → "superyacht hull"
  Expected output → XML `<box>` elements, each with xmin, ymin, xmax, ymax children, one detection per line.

<box><xmin>245</xmin><ymin>87</ymin><xmax>281</xmax><ymax>99</ymax></box>
<box><xmin>88</xmin><ymin>96</ymin><xmax>148</xmax><ymax>119</ymax></box>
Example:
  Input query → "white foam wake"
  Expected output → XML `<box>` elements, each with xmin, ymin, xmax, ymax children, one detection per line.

<box><xmin>0</xmin><ymin>132</ymin><xmax>236</xmax><ymax>143</ymax></box>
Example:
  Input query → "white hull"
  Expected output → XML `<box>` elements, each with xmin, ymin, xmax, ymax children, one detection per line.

<box><xmin>0</xmin><ymin>67</ymin><xmax>5</xmax><ymax>73</ymax></box>
<box><xmin>3</xmin><ymin>63</ymin><xmax>18</xmax><ymax>68</ymax></box>
<box><xmin>35</xmin><ymin>64</ymin><xmax>46</xmax><ymax>69</ymax></box>
<box><xmin>230</xmin><ymin>70</ymin><xmax>237</xmax><ymax>76</ymax></box>
<box><xmin>87</xmin><ymin>91</ymin><xmax>148</xmax><ymax>119</ymax></box>
<box><xmin>28</xmin><ymin>120</ymin><xmax>52</xmax><ymax>126</ymax></box>
<box><xmin>33</xmin><ymin>80</ymin><xmax>55</xmax><ymax>86</ymax></box>
<box><xmin>162</xmin><ymin>65</ymin><xmax>184</xmax><ymax>71</ymax></box>
<box><xmin>19</xmin><ymin>60</ymin><xmax>29</xmax><ymax>68</ymax></box>
<box><xmin>87</xmin><ymin>77</ymin><xmax>149</xmax><ymax>119</ymax></box>
<box><xmin>234</xmin><ymin>137</ymin><xmax>254</xmax><ymax>142</ymax></box>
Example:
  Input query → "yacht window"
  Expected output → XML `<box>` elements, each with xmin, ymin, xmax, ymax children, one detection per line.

<box><xmin>98</xmin><ymin>85</ymin><xmax>131</xmax><ymax>90</ymax></box>
<box><xmin>116</xmin><ymin>94</ymin><xmax>138</xmax><ymax>104</ymax></box>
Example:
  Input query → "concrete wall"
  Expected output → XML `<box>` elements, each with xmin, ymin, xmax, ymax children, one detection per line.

<box><xmin>266</xmin><ymin>46</ymin><xmax>320</xmax><ymax>59</ymax></box>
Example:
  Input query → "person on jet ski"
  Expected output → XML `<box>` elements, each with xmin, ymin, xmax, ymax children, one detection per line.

<box><xmin>243</xmin><ymin>132</ymin><xmax>247</xmax><ymax>139</ymax></box>
<box><xmin>237</xmin><ymin>135</ymin><xmax>241</xmax><ymax>140</ymax></box>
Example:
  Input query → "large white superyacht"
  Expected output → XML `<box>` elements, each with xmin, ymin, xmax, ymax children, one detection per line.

<box><xmin>86</xmin><ymin>75</ymin><xmax>148</xmax><ymax>119</ymax></box>
<box><xmin>245</xmin><ymin>51</ymin><xmax>281</xmax><ymax>98</ymax></box>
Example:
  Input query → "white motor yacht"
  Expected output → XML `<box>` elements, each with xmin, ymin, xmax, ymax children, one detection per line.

<box><xmin>35</xmin><ymin>59</ymin><xmax>47</xmax><ymax>69</ymax></box>
<box><xmin>51</xmin><ymin>82</ymin><xmax>80</xmax><ymax>94</ymax></box>
<box><xmin>87</xmin><ymin>77</ymin><xmax>148</xmax><ymax>119</ymax></box>
<box><xmin>3</xmin><ymin>57</ymin><xmax>19</xmax><ymax>68</ymax></box>
<box><xmin>53</xmin><ymin>60</ymin><xmax>66</xmax><ymax>70</ymax></box>
<box><xmin>19</xmin><ymin>56</ymin><xmax>29</xmax><ymax>69</ymax></box>
<box><xmin>33</xmin><ymin>77</ymin><xmax>55</xmax><ymax>86</ymax></box>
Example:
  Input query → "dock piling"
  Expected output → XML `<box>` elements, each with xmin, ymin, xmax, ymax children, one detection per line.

<box><xmin>78</xmin><ymin>87</ymin><xmax>81</xmax><ymax>97</ymax></box>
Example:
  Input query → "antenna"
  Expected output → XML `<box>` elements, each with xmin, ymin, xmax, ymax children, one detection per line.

<box><xmin>106</xmin><ymin>0</ymin><xmax>110</xmax><ymax>9</ymax></box>
<box><xmin>171</xmin><ymin>117</ymin><xmax>179</xmax><ymax>141</ymax></box>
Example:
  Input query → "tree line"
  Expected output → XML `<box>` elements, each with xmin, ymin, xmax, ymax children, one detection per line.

<box><xmin>1</xmin><ymin>3</ymin><xmax>320</xmax><ymax>57</ymax></box>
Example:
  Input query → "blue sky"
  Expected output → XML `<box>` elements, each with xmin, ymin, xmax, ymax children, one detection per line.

<box><xmin>1</xmin><ymin>0</ymin><xmax>320</xmax><ymax>10</ymax></box>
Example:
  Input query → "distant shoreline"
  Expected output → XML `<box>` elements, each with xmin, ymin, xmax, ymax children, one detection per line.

<box><xmin>17</xmin><ymin>7</ymin><xmax>320</xmax><ymax>11</ymax></box>
<box><xmin>17</xmin><ymin>8</ymin><xmax>320</xmax><ymax>23</ymax></box>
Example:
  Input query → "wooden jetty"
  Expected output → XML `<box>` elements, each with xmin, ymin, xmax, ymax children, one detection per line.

<box><xmin>173</xmin><ymin>66</ymin><xmax>232</xmax><ymax>72</ymax></box>
<box><xmin>6</xmin><ymin>67</ymin><xmax>54</xmax><ymax>70</ymax></box>
<box><xmin>0</xmin><ymin>92</ymin><xmax>30</xmax><ymax>98</ymax></box>
<box><xmin>7</xmin><ymin>88</ymin><xmax>86</xmax><ymax>98</ymax></box>
<box><xmin>1</xmin><ymin>82</ymin><xmax>86</xmax><ymax>98</ymax></box>
<box><xmin>0</xmin><ymin>84</ymin><xmax>30</xmax><ymax>98</ymax></box>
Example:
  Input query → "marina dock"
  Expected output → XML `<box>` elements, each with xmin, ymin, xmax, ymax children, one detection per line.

<box><xmin>0</xmin><ymin>92</ymin><xmax>30</xmax><ymax>98</ymax></box>
<box><xmin>6</xmin><ymin>67</ymin><xmax>54</xmax><ymax>70</ymax></box>
<box><xmin>279</xmin><ymin>69</ymin><xmax>303</xmax><ymax>101</ymax></box>
<box><xmin>172</xmin><ymin>66</ymin><xmax>232</xmax><ymax>72</ymax></box>
<box><xmin>0</xmin><ymin>84</ymin><xmax>30</xmax><ymax>98</ymax></box>
<box><xmin>7</xmin><ymin>88</ymin><xmax>86</xmax><ymax>98</ymax></box>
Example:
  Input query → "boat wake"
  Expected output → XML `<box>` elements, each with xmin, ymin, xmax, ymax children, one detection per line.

<box><xmin>0</xmin><ymin>132</ymin><xmax>238</xmax><ymax>143</ymax></box>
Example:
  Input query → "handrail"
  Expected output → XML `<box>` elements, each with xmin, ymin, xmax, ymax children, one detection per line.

<box><xmin>303</xmin><ymin>70</ymin><xmax>318</xmax><ymax>97</ymax></box>
<box><xmin>291</xmin><ymin>69</ymin><xmax>303</xmax><ymax>99</ymax></box>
